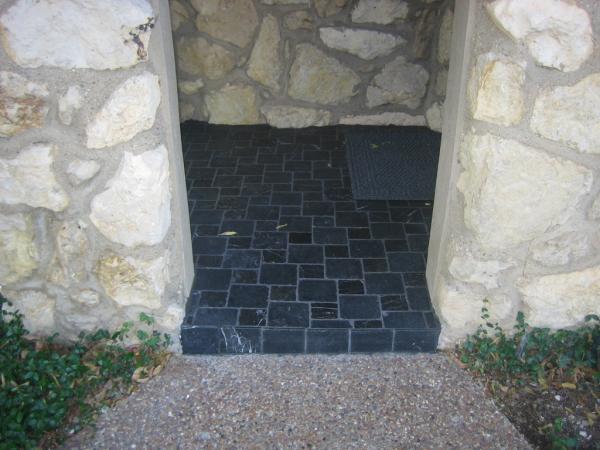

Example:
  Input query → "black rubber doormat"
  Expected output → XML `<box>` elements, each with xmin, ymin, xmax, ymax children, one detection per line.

<box><xmin>344</xmin><ymin>127</ymin><xmax>441</xmax><ymax>200</ymax></box>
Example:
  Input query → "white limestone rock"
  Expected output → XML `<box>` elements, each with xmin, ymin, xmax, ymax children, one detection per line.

<box><xmin>590</xmin><ymin>196</ymin><xmax>600</xmax><ymax>220</ymax></box>
<box><xmin>366</xmin><ymin>57</ymin><xmax>429</xmax><ymax>109</ymax></box>
<box><xmin>4</xmin><ymin>290</ymin><xmax>55</xmax><ymax>336</ymax></box>
<box><xmin>179</xmin><ymin>103</ymin><xmax>195</xmax><ymax>122</ymax></box>
<box><xmin>58</xmin><ymin>86</ymin><xmax>83</xmax><ymax>126</ymax></box>
<box><xmin>530</xmin><ymin>231</ymin><xmax>590</xmax><ymax>267</ymax></box>
<box><xmin>176</xmin><ymin>36</ymin><xmax>235</xmax><ymax>80</ymax></box>
<box><xmin>261</xmin><ymin>106</ymin><xmax>330</xmax><ymax>128</ymax></box>
<box><xmin>519</xmin><ymin>267</ymin><xmax>600</xmax><ymax>328</ymax></box>
<box><xmin>319</xmin><ymin>28</ymin><xmax>405</xmax><ymax>61</ymax></box>
<box><xmin>468</xmin><ymin>53</ymin><xmax>525</xmax><ymax>127</ymax></box>
<box><xmin>0</xmin><ymin>144</ymin><xmax>69</xmax><ymax>211</ymax></box>
<box><xmin>96</xmin><ymin>254</ymin><xmax>169</xmax><ymax>309</ymax></box>
<box><xmin>314</xmin><ymin>0</ymin><xmax>347</xmax><ymax>17</ymax></box>
<box><xmin>86</xmin><ymin>72</ymin><xmax>160</xmax><ymax>149</ymax></box>
<box><xmin>192</xmin><ymin>0</ymin><xmax>258</xmax><ymax>48</ymax></box>
<box><xmin>426</xmin><ymin>102</ymin><xmax>443</xmax><ymax>132</ymax></box>
<box><xmin>0</xmin><ymin>0</ymin><xmax>154</xmax><ymax>70</ymax></box>
<box><xmin>50</xmin><ymin>221</ymin><xmax>89</xmax><ymax>286</ymax></box>
<box><xmin>530</xmin><ymin>74</ymin><xmax>600</xmax><ymax>154</ymax></box>
<box><xmin>447</xmin><ymin>241</ymin><xmax>514</xmax><ymax>290</ymax></box>
<box><xmin>435</xmin><ymin>69</ymin><xmax>448</xmax><ymax>96</ymax></box>
<box><xmin>437</xmin><ymin>8</ymin><xmax>453</xmax><ymax>65</ymax></box>
<box><xmin>178</xmin><ymin>79</ymin><xmax>204</xmax><ymax>96</ymax></box>
<box><xmin>0</xmin><ymin>213</ymin><xmax>38</xmax><ymax>285</ymax></box>
<box><xmin>170</xmin><ymin>0</ymin><xmax>190</xmax><ymax>32</ymax></box>
<box><xmin>89</xmin><ymin>146</ymin><xmax>171</xmax><ymax>247</ymax></box>
<box><xmin>247</xmin><ymin>15</ymin><xmax>282</xmax><ymax>91</ymax></box>
<box><xmin>288</xmin><ymin>44</ymin><xmax>360</xmax><ymax>105</ymax></box>
<box><xmin>435</xmin><ymin>280</ymin><xmax>516</xmax><ymax>347</ymax></box>
<box><xmin>339</xmin><ymin>113</ymin><xmax>426</xmax><ymax>126</ymax></box>
<box><xmin>486</xmin><ymin>0</ymin><xmax>593</xmax><ymax>72</ymax></box>
<box><xmin>351</xmin><ymin>0</ymin><xmax>409</xmax><ymax>24</ymax></box>
<box><xmin>457</xmin><ymin>134</ymin><xmax>592</xmax><ymax>250</ymax></box>
<box><xmin>66</xmin><ymin>159</ymin><xmax>101</xmax><ymax>186</ymax></box>
<box><xmin>157</xmin><ymin>304</ymin><xmax>185</xmax><ymax>330</ymax></box>
<box><xmin>283</xmin><ymin>11</ymin><xmax>314</xmax><ymax>30</ymax></box>
<box><xmin>0</xmin><ymin>71</ymin><xmax>48</xmax><ymax>137</ymax></box>
<box><xmin>205</xmin><ymin>84</ymin><xmax>261</xmax><ymax>125</ymax></box>
<box><xmin>72</xmin><ymin>289</ymin><xmax>101</xmax><ymax>306</ymax></box>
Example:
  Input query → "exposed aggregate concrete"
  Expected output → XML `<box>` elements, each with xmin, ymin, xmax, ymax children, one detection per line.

<box><xmin>65</xmin><ymin>353</ymin><xmax>530</xmax><ymax>449</ymax></box>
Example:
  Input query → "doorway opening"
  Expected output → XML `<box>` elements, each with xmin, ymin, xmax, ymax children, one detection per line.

<box><xmin>171</xmin><ymin>0</ymin><xmax>456</xmax><ymax>354</ymax></box>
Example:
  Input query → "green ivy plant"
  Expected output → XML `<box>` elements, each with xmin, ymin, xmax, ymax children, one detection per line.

<box><xmin>0</xmin><ymin>293</ymin><xmax>171</xmax><ymax>449</ymax></box>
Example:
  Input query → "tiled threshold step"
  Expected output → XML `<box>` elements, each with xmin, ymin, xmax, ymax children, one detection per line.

<box><xmin>181</xmin><ymin>326</ymin><xmax>439</xmax><ymax>354</ymax></box>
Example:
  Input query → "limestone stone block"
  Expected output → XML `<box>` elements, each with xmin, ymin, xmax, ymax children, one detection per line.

<box><xmin>178</xmin><ymin>79</ymin><xmax>204</xmax><ymax>96</ymax></box>
<box><xmin>530</xmin><ymin>74</ymin><xmax>600</xmax><ymax>154</ymax></box>
<box><xmin>314</xmin><ymin>0</ymin><xmax>347</xmax><ymax>17</ymax></box>
<box><xmin>170</xmin><ymin>0</ymin><xmax>190</xmax><ymax>32</ymax></box>
<box><xmin>157</xmin><ymin>304</ymin><xmax>185</xmax><ymax>330</ymax></box>
<box><xmin>261</xmin><ymin>106</ymin><xmax>330</xmax><ymax>128</ymax></box>
<box><xmin>86</xmin><ymin>72</ymin><xmax>160</xmax><ymax>149</ymax></box>
<box><xmin>72</xmin><ymin>289</ymin><xmax>101</xmax><ymax>306</ymax></box>
<box><xmin>590</xmin><ymin>196</ymin><xmax>600</xmax><ymax>220</ymax></box>
<box><xmin>486</xmin><ymin>0</ymin><xmax>593</xmax><ymax>72</ymax></box>
<box><xmin>339</xmin><ymin>113</ymin><xmax>426</xmax><ymax>126</ymax></box>
<box><xmin>179</xmin><ymin>103</ymin><xmax>195</xmax><ymax>122</ymax></box>
<box><xmin>247</xmin><ymin>15</ymin><xmax>282</xmax><ymax>91</ymax></box>
<box><xmin>435</xmin><ymin>280</ymin><xmax>516</xmax><ymax>347</ymax></box>
<box><xmin>412</xmin><ymin>7</ymin><xmax>436</xmax><ymax>59</ymax></box>
<box><xmin>96</xmin><ymin>254</ymin><xmax>169</xmax><ymax>309</ymax></box>
<box><xmin>457</xmin><ymin>134</ymin><xmax>592</xmax><ymax>250</ymax></box>
<box><xmin>0</xmin><ymin>71</ymin><xmax>48</xmax><ymax>137</ymax></box>
<box><xmin>519</xmin><ymin>266</ymin><xmax>600</xmax><ymax>328</ymax></box>
<box><xmin>351</xmin><ymin>0</ymin><xmax>409</xmax><ymax>24</ymax></box>
<box><xmin>4</xmin><ymin>290</ymin><xmax>55</xmax><ymax>335</ymax></box>
<box><xmin>530</xmin><ymin>231</ymin><xmax>590</xmax><ymax>267</ymax></box>
<box><xmin>51</xmin><ymin>221</ymin><xmax>89</xmax><ymax>286</ymax></box>
<box><xmin>192</xmin><ymin>0</ymin><xmax>258</xmax><ymax>48</ymax></box>
<box><xmin>468</xmin><ymin>53</ymin><xmax>525</xmax><ymax>127</ymax></box>
<box><xmin>283</xmin><ymin>11</ymin><xmax>314</xmax><ymax>30</ymax></box>
<box><xmin>0</xmin><ymin>213</ymin><xmax>38</xmax><ymax>285</ymax></box>
<box><xmin>89</xmin><ymin>146</ymin><xmax>171</xmax><ymax>247</ymax></box>
<box><xmin>288</xmin><ymin>44</ymin><xmax>360</xmax><ymax>105</ymax></box>
<box><xmin>437</xmin><ymin>8</ymin><xmax>453</xmax><ymax>65</ymax></box>
<box><xmin>66</xmin><ymin>159</ymin><xmax>101</xmax><ymax>186</ymax></box>
<box><xmin>58</xmin><ymin>86</ymin><xmax>83</xmax><ymax>126</ymax></box>
<box><xmin>319</xmin><ymin>28</ymin><xmax>405</xmax><ymax>60</ymax></box>
<box><xmin>0</xmin><ymin>144</ymin><xmax>69</xmax><ymax>211</ymax></box>
<box><xmin>205</xmin><ymin>84</ymin><xmax>261</xmax><ymax>125</ymax></box>
<box><xmin>447</xmin><ymin>241</ymin><xmax>514</xmax><ymax>290</ymax></box>
<box><xmin>366</xmin><ymin>57</ymin><xmax>429</xmax><ymax>109</ymax></box>
<box><xmin>425</xmin><ymin>102</ymin><xmax>443</xmax><ymax>132</ymax></box>
<box><xmin>0</xmin><ymin>0</ymin><xmax>154</xmax><ymax>70</ymax></box>
<box><xmin>435</xmin><ymin>69</ymin><xmax>448</xmax><ymax>97</ymax></box>
<box><xmin>176</xmin><ymin>36</ymin><xmax>235</xmax><ymax>79</ymax></box>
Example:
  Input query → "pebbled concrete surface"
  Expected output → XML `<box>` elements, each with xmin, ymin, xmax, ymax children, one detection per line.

<box><xmin>64</xmin><ymin>353</ymin><xmax>531</xmax><ymax>449</ymax></box>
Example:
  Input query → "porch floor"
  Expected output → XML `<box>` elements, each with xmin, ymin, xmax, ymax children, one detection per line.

<box><xmin>180</xmin><ymin>122</ymin><xmax>440</xmax><ymax>354</ymax></box>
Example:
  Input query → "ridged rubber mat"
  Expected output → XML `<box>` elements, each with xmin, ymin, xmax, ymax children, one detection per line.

<box><xmin>344</xmin><ymin>127</ymin><xmax>441</xmax><ymax>200</ymax></box>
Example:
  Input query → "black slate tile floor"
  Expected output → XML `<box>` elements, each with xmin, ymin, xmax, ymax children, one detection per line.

<box><xmin>180</xmin><ymin>121</ymin><xmax>440</xmax><ymax>354</ymax></box>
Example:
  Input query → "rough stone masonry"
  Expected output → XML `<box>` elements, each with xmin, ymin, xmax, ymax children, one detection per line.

<box><xmin>0</xmin><ymin>0</ymin><xmax>190</xmax><ymax>346</ymax></box>
<box><xmin>170</xmin><ymin>0</ymin><xmax>452</xmax><ymax>131</ymax></box>
<box><xmin>434</xmin><ymin>0</ymin><xmax>600</xmax><ymax>345</ymax></box>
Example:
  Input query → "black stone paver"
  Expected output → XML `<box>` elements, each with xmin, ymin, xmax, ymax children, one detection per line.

<box><xmin>180</xmin><ymin>122</ymin><xmax>440</xmax><ymax>354</ymax></box>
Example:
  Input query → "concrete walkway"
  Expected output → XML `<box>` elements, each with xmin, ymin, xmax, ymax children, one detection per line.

<box><xmin>65</xmin><ymin>354</ymin><xmax>530</xmax><ymax>449</ymax></box>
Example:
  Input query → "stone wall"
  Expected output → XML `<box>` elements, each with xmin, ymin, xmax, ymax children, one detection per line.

<box><xmin>430</xmin><ymin>0</ymin><xmax>600</xmax><ymax>346</ymax></box>
<box><xmin>0</xmin><ymin>0</ymin><xmax>193</xmax><ymax>347</ymax></box>
<box><xmin>170</xmin><ymin>0</ymin><xmax>452</xmax><ymax>129</ymax></box>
